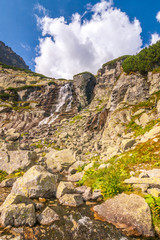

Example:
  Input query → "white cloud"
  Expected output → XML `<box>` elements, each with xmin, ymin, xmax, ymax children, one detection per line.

<box><xmin>34</xmin><ymin>3</ymin><xmax>48</xmax><ymax>16</ymax></box>
<box><xmin>21</xmin><ymin>43</ymin><xmax>31</xmax><ymax>51</ymax></box>
<box><xmin>35</xmin><ymin>0</ymin><xmax>142</xmax><ymax>79</ymax></box>
<box><xmin>150</xmin><ymin>33</ymin><xmax>160</xmax><ymax>45</ymax></box>
<box><xmin>156</xmin><ymin>11</ymin><xmax>160</xmax><ymax>23</ymax></box>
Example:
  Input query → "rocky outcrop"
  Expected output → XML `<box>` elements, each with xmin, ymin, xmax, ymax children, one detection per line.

<box><xmin>0</xmin><ymin>41</ymin><xmax>29</xmax><ymax>69</ymax></box>
<box><xmin>37</xmin><ymin>207</ymin><xmax>59</xmax><ymax>225</ymax></box>
<box><xmin>93</xmin><ymin>193</ymin><xmax>154</xmax><ymax>237</ymax></box>
<box><xmin>73</xmin><ymin>72</ymin><xmax>96</xmax><ymax>109</ymax></box>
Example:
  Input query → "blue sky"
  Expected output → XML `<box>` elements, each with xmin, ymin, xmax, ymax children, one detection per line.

<box><xmin>0</xmin><ymin>0</ymin><xmax>160</xmax><ymax>78</ymax></box>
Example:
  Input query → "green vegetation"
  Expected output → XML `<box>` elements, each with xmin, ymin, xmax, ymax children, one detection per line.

<box><xmin>0</xmin><ymin>62</ymin><xmax>48</xmax><ymax>78</ymax></box>
<box><xmin>79</xmin><ymin>137</ymin><xmax>160</xmax><ymax>198</ymax></box>
<box><xmin>0</xmin><ymin>170</ymin><xmax>8</xmax><ymax>183</ymax></box>
<box><xmin>0</xmin><ymin>93</ymin><xmax>13</xmax><ymax>101</ymax></box>
<box><xmin>102</xmin><ymin>55</ymin><xmax>129</xmax><ymax>68</ymax></box>
<box><xmin>145</xmin><ymin>195</ymin><xmax>160</xmax><ymax>228</ymax></box>
<box><xmin>125</xmin><ymin>118</ymin><xmax>160</xmax><ymax>137</ymax></box>
<box><xmin>7</xmin><ymin>84</ymin><xmax>42</xmax><ymax>92</ymax></box>
<box><xmin>73</xmin><ymin>72</ymin><xmax>94</xmax><ymax>77</ymax></box>
<box><xmin>122</xmin><ymin>41</ymin><xmax>160</xmax><ymax>75</ymax></box>
<box><xmin>70</xmin><ymin>114</ymin><xmax>83</xmax><ymax>124</ymax></box>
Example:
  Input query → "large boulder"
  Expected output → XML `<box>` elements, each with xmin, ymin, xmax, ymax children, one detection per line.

<box><xmin>0</xmin><ymin>150</ymin><xmax>38</xmax><ymax>174</ymax></box>
<box><xmin>45</xmin><ymin>149</ymin><xmax>76</xmax><ymax>172</ymax></box>
<box><xmin>59</xmin><ymin>194</ymin><xmax>84</xmax><ymax>207</ymax></box>
<box><xmin>93</xmin><ymin>193</ymin><xmax>154</xmax><ymax>237</ymax></box>
<box><xmin>1</xmin><ymin>203</ymin><xmax>36</xmax><ymax>227</ymax></box>
<box><xmin>11</xmin><ymin>165</ymin><xmax>57</xmax><ymax>198</ymax></box>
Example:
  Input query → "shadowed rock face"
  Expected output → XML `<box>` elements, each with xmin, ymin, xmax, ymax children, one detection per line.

<box><xmin>0</xmin><ymin>41</ymin><xmax>29</xmax><ymax>70</ymax></box>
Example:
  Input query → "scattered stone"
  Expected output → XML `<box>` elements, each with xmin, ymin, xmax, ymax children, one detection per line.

<box><xmin>59</xmin><ymin>194</ymin><xmax>84</xmax><ymax>207</ymax></box>
<box><xmin>124</xmin><ymin>176</ymin><xmax>160</xmax><ymax>188</ymax></box>
<box><xmin>39</xmin><ymin>198</ymin><xmax>47</xmax><ymax>203</ymax></box>
<box><xmin>56</xmin><ymin>181</ymin><xmax>76</xmax><ymax>199</ymax></box>
<box><xmin>35</xmin><ymin>202</ymin><xmax>44</xmax><ymax>211</ymax></box>
<box><xmin>139</xmin><ymin>172</ymin><xmax>149</xmax><ymax>178</ymax></box>
<box><xmin>6</xmin><ymin>132</ymin><xmax>20</xmax><ymax>142</ymax></box>
<box><xmin>1</xmin><ymin>203</ymin><xmax>36</xmax><ymax>227</ymax></box>
<box><xmin>139</xmin><ymin>113</ymin><xmax>150</xmax><ymax>127</ymax></box>
<box><xmin>132</xmin><ymin>184</ymin><xmax>149</xmax><ymax>193</ymax></box>
<box><xmin>68</xmin><ymin>161</ymin><xmax>84</xmax><ymax>175</ymax></box>
<box><xmin>98</xmin><ymin>164</ymin><xmax>108</xmax><ymax>170</ymax></box>
<box><xmin>146</xmin><ymin>169</ymin><xmax>160</xmax><ymax>178</ymax></box>
<box><xmin>82</xmin><ymin>187</ymin><xmax>92</xmax><ymax>201</ymax></box>
<box><xmin>92</xmin><ymin>189</ymin><xmax>103</xmax><ymax>200</ymax></box>
<box><xmin>84</xmin><ymin>163</ymin><xmax>94</xmax><ymax>171</ymax></box>
<box><xmin>37</xmin><ymin>207</ymin><xmax>59</xmax><ymax>225</ymax></box>
<box><xmin>11</xmin><ymin>165</ymin><xmax>57</xmax><ymax>198</ymax></box>
<box><xmin>147</xmin><ymin>188</ymin><xmax>160</xmax><ymax>197</ymax></box>
<box><xmin>121</xmin><ymin>139</ymin><xmax>136</xmax><ymax>152</ymax></box>
<box><xmin>67</xmin><ymin>171</ymin><xmax>84</xmax><ymax>182</ymax></box>
<box><xmin>46</xmin><ymin>149</ymin><xmax>76</xmax><ymax>172</ymax></box>
<box><xmin>93</xmin><ymin>193</ymin><xmax>154</xmax><ymax>237</ymax></box>
<box><xmin>75</xmin><ymin>186</ymin><xmax>87</xmax><ymax>194</ymax></box>
<box><xmin>0</xmin><ymin>177</ymin><xmax>18</xmax><ymax>187</ymax></box>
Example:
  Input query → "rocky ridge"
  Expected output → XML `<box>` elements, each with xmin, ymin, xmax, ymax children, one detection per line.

<box><xmin>0</xmin><ymin>41</ymin><xmax>29</xmax><ymax>70</ymax></box>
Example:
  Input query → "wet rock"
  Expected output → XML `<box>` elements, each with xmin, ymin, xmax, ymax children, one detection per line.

<box><xmin>67</xmin><ymin>171</ymin><xmax>84</xmax><ymax>182</ymax></box>
<box><xmin>59</xmin><ymin>194</ymin><xmax>84</xmax><ymax>207</ymax></box>
<box><xmin>45</xmin><ymin>149</ymin><xmax>76</xmax><ymax>172</ymax></box>
<box><xmin>1</xmin><ymin>203</ymin><xmax>36</xmax><ymax>227</ymax></box>
<box><xmin>0</xmin><ymin>177</ymin><xmax>18</xmax><ymax>187</ymax></box>
<box><xmin>93</xmin><ymin>193</ymin><xmax>154</xmax><ymax>237</ymax></box>
<box><xmin>37</xmin><ymin>207</ymin><xmax>59</xmax><ymax>225</ymax></box>
<box><xmin>56</xmin><ymin>181</ymin><xmax>76</xmax><ymax>199</ymax></box>
<box><xmin>11</xmin><ymin>165</ymin><xmax>57</xmax><ymax>198</ymax></box>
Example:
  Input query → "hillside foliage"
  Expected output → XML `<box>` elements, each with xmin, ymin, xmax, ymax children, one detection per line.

<box><xmin>122</xmin><ymin>41</ymin><xmax>160</xmax><ymax>75</ymax></box>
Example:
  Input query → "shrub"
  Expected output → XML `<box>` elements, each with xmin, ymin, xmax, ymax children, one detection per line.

<box><xmin>122</xmin><ymin>41</ymin><xmax>160</xmax><ymax>75</ymax></box>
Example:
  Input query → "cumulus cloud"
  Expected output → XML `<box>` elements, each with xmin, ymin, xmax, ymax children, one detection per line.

<box><xmin>156</xmin><ymin>11</ymin><xmax>160</xmax><ymax>23</ymax></box>
<box><xmin>35</xmin><ymin>0</ymin><xmax>142</xmax><ymax>79</ymax></box>
<box><xmin>34</xmin><ymin>3</ymin><xmax>48</xmax><ymax>16</ymax></box>
<box><xmin>150</xmin><ymin>33</ymin><xmax>160</xmax><ymax>45</ymax></box>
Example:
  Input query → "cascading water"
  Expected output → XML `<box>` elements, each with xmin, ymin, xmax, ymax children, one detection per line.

<box><xmin>39</xmin><ymin>83</ymin><xmax>73</xmax><ymax>125</ymax></box>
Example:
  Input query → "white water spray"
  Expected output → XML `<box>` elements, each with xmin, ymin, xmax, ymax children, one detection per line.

<box><xmin>39</xmin><ymin>83</ymin><xmax>73</xmax><ymax>125</ymax></box>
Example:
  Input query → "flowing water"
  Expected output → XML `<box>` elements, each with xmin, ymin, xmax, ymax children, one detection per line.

<box><xmin>39</xmin><ymin>83</ymin><xmax>73</xmax><ymax>125</ymax></box>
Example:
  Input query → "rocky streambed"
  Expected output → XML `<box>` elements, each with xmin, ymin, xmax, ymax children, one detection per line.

<box><xmin>0</xmin><ymin>165</ymin><xmax>159</xmax><ymax>240</ymax></box>
<box><xmin>0</xmin><ymin>186</ymin><xmax>158</xmax><ymax>240</ymax></box>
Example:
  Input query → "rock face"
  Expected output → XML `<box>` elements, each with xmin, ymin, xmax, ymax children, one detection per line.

<box><xmin>11</xmin><ymin>165</ymin><xmax>57</xmax><ymax>198</ymax></box>
<box><xmin>73</xmin><ymin>72</ymin><xmax>96</xmax><ymax>109</ymax></box>
<box><xmin>93</xmin><ymin>193</ymin><xmax>154</xmax><ymax>237</ymax></box>
<box><xmin>0</xmin><ymin>41</ymin><xmax>29</xmax><ymax>69</ymax></box>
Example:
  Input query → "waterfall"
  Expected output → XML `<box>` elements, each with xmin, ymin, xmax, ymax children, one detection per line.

<box><xmin>39</xmin><ymin>83</ymin><xmax>73</xmax><ymax>125</ymax></box>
